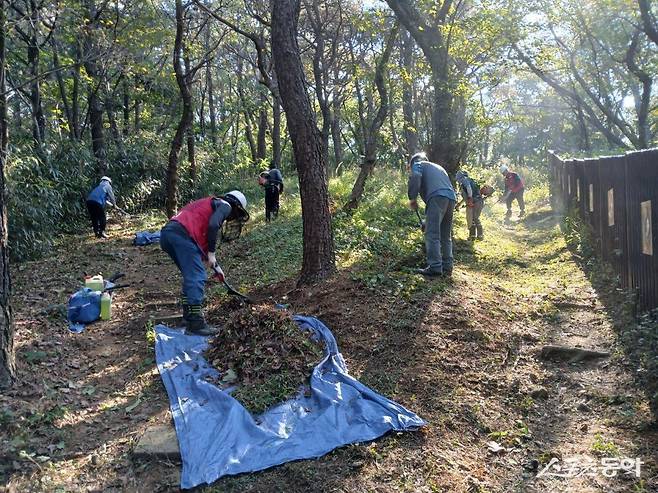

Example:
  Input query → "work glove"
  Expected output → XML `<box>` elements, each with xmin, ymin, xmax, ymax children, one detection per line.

<box><xmin>212</xmin><ymin>263</ymin><xmax>225</xmax><ymax>282</ymax></box>
<box><xmin>206</xmin><ymin>252</ymin><xmax>217</xmax><ymax>268</ymax></box>
<box><xmin>408</xmin><ymin>199</ymin><xmax>418</xmax><ymax>211</ymax></box>
<box><xmin>467</xmin><ymin>198</ymin><xmax>474</xmax><ymax>208</ymax></box>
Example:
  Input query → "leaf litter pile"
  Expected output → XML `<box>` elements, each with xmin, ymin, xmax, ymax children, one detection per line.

<box><xmin>205</xmin><ymin>305</ymin><xmax>324</xmax><ymax>414</ymax></box>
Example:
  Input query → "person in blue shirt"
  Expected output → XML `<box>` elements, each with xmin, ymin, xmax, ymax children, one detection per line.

<box><xmin>86</xmin><ymin>176</ymin><xmax>116</xmax><ymax>239</ymax></box>
<box><xmin>407</xmin><ymin>152</ymin><xmax>457</xmax><ymax>277</ymax></box>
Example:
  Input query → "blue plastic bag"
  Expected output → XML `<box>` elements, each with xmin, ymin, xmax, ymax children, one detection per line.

<box><xmin>133</xmin><ymin>230</ymin><xmax>161</xmax><ymax>246</ymax></box>
<box><xmin>67</xmin><ymin>288</ymin><xmax>101</xmax><ymax>323</ymax></box>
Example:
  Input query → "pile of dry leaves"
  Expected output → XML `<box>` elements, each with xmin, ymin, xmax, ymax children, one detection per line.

<box><xmin>205</xmin><ymin>305</ymin><xmax>324</xmax><ymax>414</ymax></box>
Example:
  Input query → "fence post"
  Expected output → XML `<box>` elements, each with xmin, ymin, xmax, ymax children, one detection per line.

<box><xmin>624</xmin><ymin>152</ymin><xmax>633</xmax><ymax>295</ymax></box>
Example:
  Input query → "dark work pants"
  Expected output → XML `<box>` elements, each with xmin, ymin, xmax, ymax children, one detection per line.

<box><xmin>265</xmin><ymin>186</ymin><xmax>280</xmax><ymax>222</ymax></box>
<box><xmin>506</xmin><ymin>189</ymin><xmax>525</xmax><ymax>213</ymax></box>
<box><xmin>86</xmin><ymin>200</ymin><xmax>106</xmax><ymax>237</ymax></box>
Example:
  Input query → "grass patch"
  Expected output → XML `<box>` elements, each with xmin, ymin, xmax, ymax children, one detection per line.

<box><xmin>591</xmin><ymin>433</ymin><xmax>620</xmax><ymax>457</ymax></box>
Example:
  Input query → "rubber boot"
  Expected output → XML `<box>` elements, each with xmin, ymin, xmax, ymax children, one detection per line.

<box><xmin>476</xmin><ymin>224</ymin><xmax>484</xmax><ymax>240</ymax></box>
<box><xmin>468</xmin><ymin>226</ymin><xmax>476</xmax><ymax>241</ymax></box>
<box><xmin>186</xmin><ymin>305</ymin><xmax>218</xmax><ymax>336</ymax></box>
<box><xmin>181</xmin><ymin>297</ymin><xmax>190</xmax><ymax>321</ymax></box>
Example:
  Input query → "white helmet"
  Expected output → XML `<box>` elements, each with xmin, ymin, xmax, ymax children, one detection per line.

<box><xmin>499</xmin><ymin>165</ymin><xmax>509</xmax><ymax>175</ymax></box>
<box><xmin>226</xmin><ymin>190</ymin><xmax>247</xmax><ymax>210</ymax></box>
<box><xmin>409</xmin><ymin>152</ymin><xmax>427</xmax><ymax>165</ymax></box>
<box><xmin>100</xmin><ymin>176</ymin><xmax>112</xmax><ymax>184</ymax></box>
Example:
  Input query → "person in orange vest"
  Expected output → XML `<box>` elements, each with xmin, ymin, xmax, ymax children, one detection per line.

<box><xmin>500</xmin><ymin>165</ymin><xmax>525</xmax><ymax>218</ymax></box>
<box><xmin>160</xmin><ymin>191</ymin><xmax>249</xmax><ymax>335</ymax></box>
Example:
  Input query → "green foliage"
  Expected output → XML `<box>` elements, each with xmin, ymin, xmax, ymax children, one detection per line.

<box><xmin>144</xmin><ymin>318</ymin><xmax>155</xmax><ymax>346</ymax></box>
<box><xmin>562</xmin><ymin>207</ymin><xmax>596</xmax><ymax>260</ymax></box>
<box><xmin>332</xmin><ymin>170</ymin><xmax>421</xmax><ymax>269</ymax></box>
<box><xmin>7</xmin><ymin>141</ymin><xmax>95</xmax><ymax>259</ymax></box>
<box><xmin>0</xmin><ymin>408</ymin><xmax>14</xmax><ymax>427</ymax></box>
<box><xmin>591</xmin><ymin>433</ymin><xmax>620</xmax><ymax>457</ymax></box>
<box><xmin>25</xmin><ymin>405</ymin><xmax>68</xmax><ymax>428</ymax></box>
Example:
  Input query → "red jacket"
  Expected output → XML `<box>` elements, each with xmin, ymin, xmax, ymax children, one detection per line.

<box><xmin>172</xmin><ymin>197</ymin><xmax>214</xmax><ymax>256</ymax></box>
<box><xmin>505</xmin><ymin>172</ymin><xmax>525</xmax><ymax>193</ymax></box>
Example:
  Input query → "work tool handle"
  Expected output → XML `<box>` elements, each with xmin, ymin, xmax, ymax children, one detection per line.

<box><xmin>108</xmin><ymin>272</ymin><xmax>125</xmax><ymax>282</ymax></box>
<box><xmin>103</xmin><ymin>283</ymin><xmax>131</xmax><ymax>293</ymax></box>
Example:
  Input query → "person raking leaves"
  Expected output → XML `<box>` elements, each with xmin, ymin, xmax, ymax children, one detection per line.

<box><xmin>160</xmin><ymin>191</ymin><xmax>250</xmax><ymax>336</ymax></box>
<box><xmin>258</xmin><ymin>167</ymin><xmax>284</xmax><ymax>222</ymax></box>
<box><xmin>86</xmin><ymin>176</ymin><xmax>121</xmax><ymax>239</ymax></box>
<box><xmin>407</xmin><ymin>152</ymin><xmax>457</xmax><ymax>277</ymax></box>
<box><xmin>499</xmin><ymin>164</ymin><xmax>525</xmax><ymax>218</ymax></box>
<box><xmin>455</xmin><ymin>170</ymin><xmax>485</xmax><ymax>241</ymax></box>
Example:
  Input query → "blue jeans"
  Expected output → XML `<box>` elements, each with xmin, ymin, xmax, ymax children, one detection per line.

<box><xmin>160</xmin><ymin>221</ymin><xmax>206</xmax><ymax>305</ymax></box>
<box><xmin>425</xmin><ymin>195</ymin><xmax>454</xmax><ymax>272</ymax></box>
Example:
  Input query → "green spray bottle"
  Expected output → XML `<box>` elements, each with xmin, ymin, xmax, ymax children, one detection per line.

<box><xmin>100</xmin><ymin>292</ymin><xmax>112</xmax><ymax>320</ymax></box>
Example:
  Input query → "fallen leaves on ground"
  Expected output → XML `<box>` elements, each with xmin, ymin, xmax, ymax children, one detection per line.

<box><xmin>205</xmin><ymin>305</ymin><xmax>324</xmax><ymax>414</ymax></box>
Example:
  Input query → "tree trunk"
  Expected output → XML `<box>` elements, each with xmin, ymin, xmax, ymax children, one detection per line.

<box><xmin>400</xmin><ymin>27</ymin><xmax>418</xmax><ymax>153</ymax></box>
<box><xmin>71</xmin><ymin>42</ymin><xmax>81</xmax><ymax>140</ymax></box>
<box><xmin>134</xmin><ymin>96</ymin><xmax>141</xmax><ymax>133</ymax></box>
<box><xmin>187</xmin><ymin>125</ymin><xmax>196</xmax><ymax>182</ymax></box>
<box><xmin>575</xmin><ymin>103</ymin><xmax>591</xmax><ymax>152</ymax></box>
<box><xmin>243</xmin><ymin>112</ymin><xmax>257</xmax><ymax>163</ymax></box>
<box><xmin>428</xmin><ymin>60</ymin><xmax>457</xmax><ymax>172</ymax></box>
<box><xmin>52</xmin><ymin>42</ymin><xmax>76</xmax><ymax>141</ymax></box>
<box><xmin>11</xmin><ymin>97</ymin><xmax>20</xmax><ymax>132</ymax></box>
<box><xmin>272</xmin><ymin>0</ymin><xmax>336</xmax><ymax>284</ymax></box>
<box><xmin>165</xmin><ymin>0</ymin><xmax>193</xmax><ymax>217</ymax></box>
<box><xmin>384</xmin><ymin>0</ymin><xmax>459</xmax><ymax>172</ymax></box>
<box><xmin>205</xmin><ymin>29</ymin><xmax>217</xmax><ymax>144</ymax></box>
<box><xmin>331</xmin><ymin>64</ymin><xmax>343</xmax><ymax>171</ymax></box>
<box><xmin>106</xmin><ymin>81</ymin><xmax>126</xmax><ymax>158</ymax></box>
<box><xmin>625</xmin><ymin>32</ymin><xmax>652</xmax><ymax>149</ymax></box>
<box><xmin>256</xmin><ymin>92</ymin><xmax>267</xmax><ymax>162</ymax></box>
<box><xmin>83</xmin><ymin>0</ymin><xmax>107</xmax><ymax>175</ymax></box>
<box><xmin>639</xmin><ymin>0</ymin><xmax>658</xmax><ymax>47</ymax></box>
<box><xmin>331</xmin><ymin>96</ymin><xmax>343</xmax><ymax>173</ymax></box>
<box><xmin>272</xmin><ymin>95</ymin><xmax>282</xmax><ymax>168</ymax></box>
<box><xmin>345</xmin><ymin>26</ymin><xmax>398</xmax><ymax>210</ymax></box>
<box><xmin>123</xmin><ymin>78</ymin><xmax>130</xmax><ymax>136</ymax></box>
<box><xmin>236</xmin><ymin>58</ymin><xmax>258</xmax><ymax>163</ymax></box>
<box><xmin>207</xmin><ymin>74</ymin><xmax>217</xmax><ymax>144</ymax></box>
<box><xmin>184</xmin><ymin>56</ymin><xmax>196</xmax><ymax>182</ymax></box>
<box><xmin>27</xmin><ymin>0</ymin><xmax>45</xmax><ymax>146</ymax></box>
<box><xmin>198</xmin><ymin>79</ymin><xmax>206</xmax><ymax>137</ymax></box>
<box><xmin>0</xmin><ymin>0</ymin><xmax>14</xmax><ymax>389</ymax></box>
<box><xmin>310</xmin><ymin>19</ymin><xmax>331</xmax><ymax>162</ymax></box>
<box><xmin>88</xmin><ymin>88</ymin><xmax>106</xmax><ymax>174</ymax></box>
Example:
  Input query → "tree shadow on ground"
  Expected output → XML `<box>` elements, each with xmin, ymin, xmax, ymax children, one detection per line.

<box><xmin>556</xmin><ymin>218</ymin><xmax>658</xmax><ymax>486</ymax></box>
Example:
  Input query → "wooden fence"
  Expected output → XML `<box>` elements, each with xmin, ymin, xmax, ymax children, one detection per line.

<box><xmin>550</xmin><ymin>150</ymin><xmax>658</xmax><ymax>311</ymax></box>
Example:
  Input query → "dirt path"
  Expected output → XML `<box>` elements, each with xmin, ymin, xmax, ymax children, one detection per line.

<box><xmin>1</xmin><ymin>203</ymin><xmax>656</xmax><ymax>493</ymax></box>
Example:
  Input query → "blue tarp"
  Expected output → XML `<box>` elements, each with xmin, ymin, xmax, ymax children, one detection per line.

<box><xmin>133</xmin><ymin>230</ymin><xmax>161</xmax><ymax>246</ymax></box>
<box><xmin>154</xmin><ymin>315</ymin><xmax>425</xmax><ymax>489</ymax></box>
